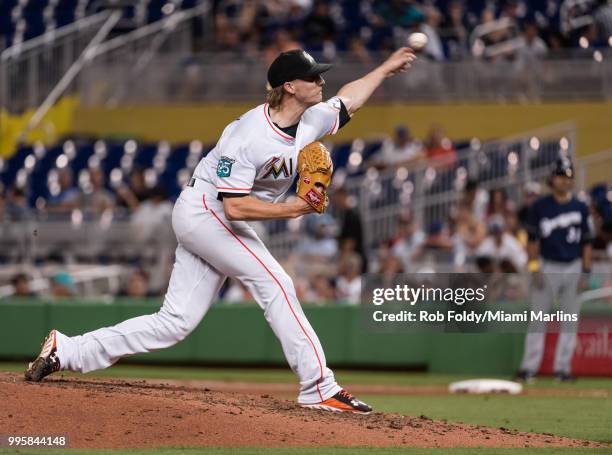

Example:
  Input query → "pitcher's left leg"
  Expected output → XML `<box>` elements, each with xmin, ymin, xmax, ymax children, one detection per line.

<box><xmin>181</xmin><ymin>200</ymin><xmax>339</xmax><ymax>404</ymax></box>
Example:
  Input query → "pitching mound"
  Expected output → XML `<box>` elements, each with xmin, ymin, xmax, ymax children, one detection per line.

<box><xmin>0</xmin><ymin>372</ymin><xmax>602</xmax><ymax>449</ymax></box>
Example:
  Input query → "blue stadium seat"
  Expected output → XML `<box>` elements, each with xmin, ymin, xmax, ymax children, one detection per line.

<box><xmin>147</xmin><ymin>0</ymin><xmax>166</xmax><ymax>23</ymax></box>
<box><xmin>70</xmin><ymin>140</ymin><xmax>95</xmax><ymax>175</ymax></box>
<box><xmin>24</xmin><ymin>0</ymin><xmax>49</xmax><ymax>10</ymax></box>
<box><xmin>55</xmin><ymin>9</ymin><xmax>76</xmax><ymax>27</ymax></box>
<box><xmin>331</xmin><ymin>142</ymin><xmax>351</xmax><ymax>170</ymax></box>
<box><xmin>362</xmin><ymin>140</ymin><xmax>383</xmax><ymax>162</ymax></box>
<box><xmin>0</xmin><ymin>146</ymin><xmax>31</xmax><ymax>188</ymax></box>
<box><xmin>102</xmin><ymin>141</ymin><xmax>126</xmax><ymax>173</ymax></box>
<box><xmin>23</xmin><ymin>11</ymin><xmax>46</xmax><ymax>40</ymax></box>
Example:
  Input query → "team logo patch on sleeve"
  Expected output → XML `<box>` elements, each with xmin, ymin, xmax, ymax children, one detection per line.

<box><xmin>217</xmin><ymin>156</ymin><xmax>235</xmax><ymax>177</ymax></box>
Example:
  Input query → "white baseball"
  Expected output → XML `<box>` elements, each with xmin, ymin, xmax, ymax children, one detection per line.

<box><xmin>407</xmin><ymin>32</ymin><xmax>428</xmax><ymax>51</ymax></box>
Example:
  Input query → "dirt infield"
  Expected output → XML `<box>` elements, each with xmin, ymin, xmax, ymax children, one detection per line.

<box><xmin>0</xmin><ymin>372</ymin><xmax>604</xmax><ymax>449</ymax></box>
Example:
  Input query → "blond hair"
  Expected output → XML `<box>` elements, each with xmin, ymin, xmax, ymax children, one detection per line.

<box><xmin>266</xmin><ymin>85</ymin><xmax>285</xmax><ymax>108</ymax></box>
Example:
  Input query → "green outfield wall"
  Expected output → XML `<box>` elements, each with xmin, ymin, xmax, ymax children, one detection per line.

<box><xmin>1</xmin><ymin>299</ymin><xmax>610</xmax><ymax>375</ymax></box>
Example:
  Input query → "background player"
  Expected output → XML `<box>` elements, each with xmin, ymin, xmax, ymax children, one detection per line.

<box><xmin>516</xmin><ymin>157</ymin><xmax>593</xmax><ymax>382</ymax></box>
<box><xmin>25</xmin><ymin>47</ymin><xmax>417</xmax><ymax>414</ymax></box>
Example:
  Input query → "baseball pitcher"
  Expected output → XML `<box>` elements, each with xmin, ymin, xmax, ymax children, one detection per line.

<box><xmin>25</xmin><ymin>48</ymin><xmax>416</xmax><ymax>414</ymax></box>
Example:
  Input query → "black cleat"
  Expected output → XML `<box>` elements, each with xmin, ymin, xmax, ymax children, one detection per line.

<box><xmin>514</xmin><ymin>370</ymin><xmax>536</xmax><ymax>384</ymax></box>
<box><xmin>554</xmin><ymin>371</ymin><xmax>576</xmax><ymax>383</ymax></box>
<box><xmin>24</xmin><ymin>330</ymin><xmax>61</xmax><ymax>382</ymax></box>
<box><xmin>301</xmin><ymin>389</ymin><xmax>373</xmax><ymax>414</ymax></box>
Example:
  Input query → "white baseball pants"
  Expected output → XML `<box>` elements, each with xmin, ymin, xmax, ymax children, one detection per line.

<box><xmin>55</xmin><ymin>180</ymin><xmax>341</xmax><ymax>404</ymax></box>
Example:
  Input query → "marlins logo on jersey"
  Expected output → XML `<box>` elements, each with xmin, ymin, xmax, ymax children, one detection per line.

<box><xmin>263</xmin><ymin>157</ymin><xmax>293</xmax><ymax>179</ymax></box>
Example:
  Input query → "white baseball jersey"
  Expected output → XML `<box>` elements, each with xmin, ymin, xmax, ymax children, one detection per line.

<box><xmin>193</xmin><ymin>97</ymin><xmax>343</xmax><ymax>202</ymax></box>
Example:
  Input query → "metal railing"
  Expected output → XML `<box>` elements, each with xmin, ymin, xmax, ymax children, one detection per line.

<box><xmin>78</xmin><ymin>3</ymin><xmax>210</xmax><ymax>107</ymax></box>
<box><xmin>0</xmin><ymin>11</ymin><xmax>113</xmax><ymax>115</ymax></box>
<box><xmin>575</xmin><ymin>148</ymin><xmax>612</xmax><ymax>190</ymax></box>
<box><xmin>0</xmin><ymin>4</ymin><xmax>211</xmax><ymax>131</ymax></box>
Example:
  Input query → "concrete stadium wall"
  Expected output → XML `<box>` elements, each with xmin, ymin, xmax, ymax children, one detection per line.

<box><xmin>72</xmin><ymin>102</ymin><xmax>612</xmax><ymax>156</ymax></box>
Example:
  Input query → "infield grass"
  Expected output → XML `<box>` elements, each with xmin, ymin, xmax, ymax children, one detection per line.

<box><xmin>364</xmin><ymin>394</ymin><xmax>612</xmax><ymax>442</ymax></box>
<box><xmin>2</xmin><ymin>362</ymin><xmax>612</xmax><ymax>389</ymax></box>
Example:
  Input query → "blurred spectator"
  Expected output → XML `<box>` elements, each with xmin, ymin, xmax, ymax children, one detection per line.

<box><xmin>0</xmin><ymin>186</ymin><xmax>5</xmax><ymax>221</ymax></box>
<box><xmin>478</xmin><ymin>7</ymin><xmax>503</xmax><ymax>43</ymax></box>
<box><xmin>302</xmin><ymin>1</ymin><xmax>337</xmax><ymax>54</ymax></box>
<box><xmin>499</xmin><ymin>0</ymin><xmax>522</xmax><ymax>22</ymax></box>
<box><xmin>50</xmin><ymin>272</ymin><xmax>76</xmax><ymax>298</ymax></box>
<box><xmin>298</xmin><ymin>214</ymin><xmax>338</xmax><ymax>261</ymax></box>
<box><xmin>391</xmin><ymin>213</ymin><xmax>425</xmax><ymax>272</ymax></box>
<box><xmin>333</xmin><ymin>187</ymin><xmax>367</xmax><ymax>272</ymax></box>
<box><xmin>487</xmin><ymin>188</ymin><xmax>515</xmax><ymax>220</ymax></box>
<box><xmin>593</xmin><ymin>0</ymin><xmax>612</xmax><ymax>43</ymax></box>
<box><xmin>47</xmin><ymin>168</ymin><xmax>80</xmax><ymax>214</ymax></box>
<box><xmin>370</xmin><ymin>240</ymin><xmax>391</xmax><ymax>274</ymax></box>
<box><xmin>517</xmin><ymin>182</ymin><xmax>541</xmax><ymax>227</ymax></box>
<box><xmin>421</xmin><ymin>221</ymin><xmax>454</xmax><ymax>265</ymax></box>
<box><xmin>460</xmin><ymin>179</ymin><xmax>489</xmax><ymax>223</ymax></box>
<box><xmin>475</xmin><ymin>255</ymin><xmax>496</xmax><ymax>273</ymax></box>
<box><xmin>81</xmin><ymin>167</ymin><xmax>115</xmax><ymax>217</ymax></box>
<box><xmin>476</xmin><ymin>215</ymin><xmax>527</xmax><ymax>272</ymax></box>
<box><xmin>263</xmin><ymin>30</ymin><xmax>302</xmax><ymax>67</ymax></box>
<box><xmin>424</xmin><ymin>125</ymin><xmax>456</xmax><ymax>169</ymax></box>
<box><xmin>372</xmin><ymin>125</ymin><xmax>424</xmax><ymax>169</ymax></box>
<box><xmin>373</xmin><ymin>0</ymin><xmax>424</xmax><ymax>29</ymax></box>
<box><xmin>120</xmin><ymin>269</ymin><xmax>152</xmax><ymax>298</ymax></box>
<box><xmin>348</xmin><ymin>35</ymin><xmax>373</xmax><ymax>63</ymax></box>
<box><xmin>336</xmin><ymin>253</ymin><xmax>362</xmax><ymax>305</ymax></box>
<box><xmin>4</xmin><ymin>186</ymin><xmax>32</xmax><ymax>221</ymax></box>
<box><xmin>518</xmin><ymin>22</ymin><xmax>548</xmax><ymax>59</ymax></box>
<box><xmin>592</xmin><ymin>219</ymin><xmax>612</xmax><ymax>261</ymax></box>
<box><xmin>379</xmin><ymin>250</ymin><xmax>405</xmax><ymax>288</ymax></box>
<box><xmin>116</xmin><ymin>167</ymin><xmax>150</xmax><ymax>211</ymax></box>
<box><xmin>591</xmin><ymin>183</ymin><xmax>612</xmax><ymax>261</ymax></box>
<box><xmin>304</xmin><ymin>274</ymin><xmax>335</xmax><ymax>304</ymax></box>
<box><xmin>515</xmin><ymin>22</ymin><xmax>548</xmax><ymax>97</ymax></box>
<box><xmin>130</xmin><ymin>185</ymin><xmax>173</xmax><ymax>242</ymax></box>
<box><xmin>420</xmin><ymin>5</ymin><xmax>445</xmax><ymax>61</ymax></box>
<box><xmin>442</xmin><ymin>0</ymin><xmax>469</xmax><ymax>59</ymax></box>
<box><xmin>11</xmin><ymin>273</ymin><xmax>35</xmax><ymax>297</ymax></box>
<box><xmin>453</xmin><ymin>202</ymin><xmax>487</xmax><ymax>267</ymax></box>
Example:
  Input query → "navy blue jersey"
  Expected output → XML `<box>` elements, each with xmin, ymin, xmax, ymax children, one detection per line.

<box><xmin>527</xmin><ymin>195</ymin><xmax>593</xmax><ymax>262</ymax></box>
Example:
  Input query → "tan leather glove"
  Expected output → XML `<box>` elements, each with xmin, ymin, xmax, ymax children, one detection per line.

<box><xmin>296</xmin><ymin>141</ymin><xmax>333</xmax><ymax>214</ymax></box>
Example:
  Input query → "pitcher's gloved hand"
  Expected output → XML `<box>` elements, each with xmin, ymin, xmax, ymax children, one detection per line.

<box><xmin>296</xmin><ymin>142</ymin><xmax>333</xmax><ymax>214</ymax></box>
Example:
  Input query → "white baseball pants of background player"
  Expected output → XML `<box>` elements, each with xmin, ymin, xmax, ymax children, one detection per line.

<box><xmin>519</xmin><ymin>259</ymin><xmax>582</xmax><ymax>375</ymax></box>
<box><xmin>54</xmin><ymin>179</ymin><xmax>341</xmax><ymax>404</ymax></box>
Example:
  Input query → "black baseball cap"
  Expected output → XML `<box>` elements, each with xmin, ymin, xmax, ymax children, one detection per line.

<box><xmin>267</xmin><ymin>49</ymin><xmax>332</xmax><ymax>88</ymax></box>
